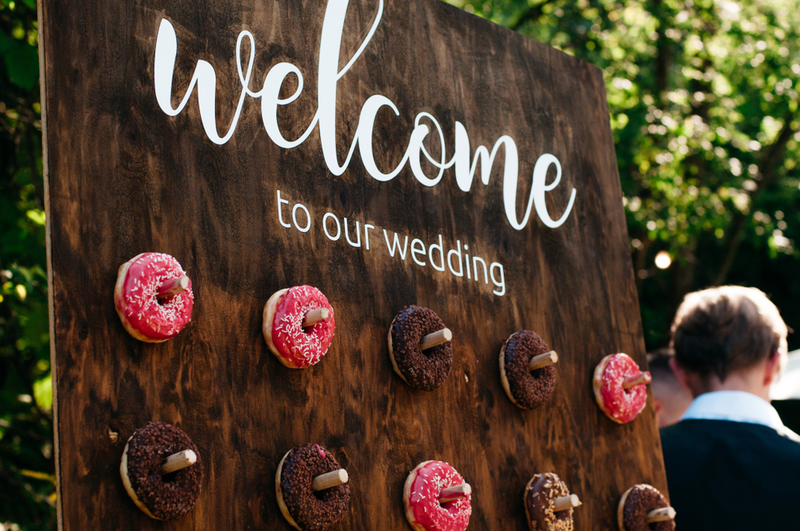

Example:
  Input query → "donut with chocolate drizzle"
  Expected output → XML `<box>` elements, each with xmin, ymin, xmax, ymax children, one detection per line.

<box><xmin>524</xmin><ymin>473</ymin><xmax>575</xmax><ymax>531</ymax></box>
<box><xmin>276</xmin><ymin>444</ymin><xmax>350</xmax><ymax>531</ymax></box>
<box><xmin>388</xmin><ymin>305</ymin><xmax>453</xmax><ymax>391</ymax></box>
<box><xmin>499</xmin><ymin>331</ymin><xmax>557</xmax><ymax>409</ymax></box>
<box><xmin>119</xmin><ymin>422</ymin><xmax>203</xmax><ymax>520</ymax></box>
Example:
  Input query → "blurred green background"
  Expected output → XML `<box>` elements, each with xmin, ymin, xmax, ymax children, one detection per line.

<box><xmin>1</xmin><ymin>0</ymin><xmax>798</xmax><ymax>528</ymax></box>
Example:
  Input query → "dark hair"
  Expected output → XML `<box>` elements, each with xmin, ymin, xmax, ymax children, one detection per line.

<box><xmin>670</xmin><ymin>286</ymin><xmax>787</xmax><ymax>381</ymax></box>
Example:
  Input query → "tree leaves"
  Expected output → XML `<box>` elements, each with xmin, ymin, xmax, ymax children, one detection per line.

<box><xmin>448</xmin><ymin>0</ymin><xmax>800</xmax><ymax>348</ymax></box>
<box><xmin>0</xmin><ymin>1</ymin><xmax>54</xmax><ymax>529</ymax></box>
<box><xmin>4</xmin><ymin>40</ymin><xmax>38</xmax><ymax>89</ymax></box>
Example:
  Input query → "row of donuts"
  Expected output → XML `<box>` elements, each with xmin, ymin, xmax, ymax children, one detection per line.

<box><xmin>120</xmin><ymin>422</ymin><xmax>675</xmax><ymax>531</ymax></box>
<box><xmin>115</xmin><ymin>252</ymin><xmax>653</xmax><ymax>424</ymax></box>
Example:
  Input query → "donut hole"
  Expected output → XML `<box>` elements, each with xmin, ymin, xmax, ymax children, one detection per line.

<box><xmin>644</xmin><ymin>514</ymin><xmax>675</xmax><ymax>531</ymax></box>
<box><xmin>160</xmin><ymin>470</ymin><xmax>180</xmax><ymax>483</ymax></box>
<box><xmin>312</xmin><ymin>487</ymin><xmax>331</xmax><ymax>501</ymax></box>
<box><xmin>623</xmin><ymin>386</ymin><xmax>639</xmax><ymax>396</ymax></box>
<box><xmin>423</xmin><ymin>344</ymin><xmax>445</xmax><ymax>358</ymax></box>
<box><xmin>155</xmin><ymin>278</ymin><xmax>177</xmax><ymax>304</ymax></box>
<box><xmin>301</xmin><ymin>309</ymin><xmax>328</xmax><ymax>334</ymax></box>
<box><xmin>157</xmin><ymin>445</ymin><xmax>192</xmax><ymax>483</ymax></box>
<box><xmin>158</xmin><ymin>456</ymin><xmax>187</xmax><ymax>484</ymax></box>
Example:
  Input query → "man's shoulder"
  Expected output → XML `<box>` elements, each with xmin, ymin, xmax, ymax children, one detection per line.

<box><xmin>660</xmin><ymin>419</ymin><xmax>800</xmax><ymax>530</ymax></box>
<box><xmin>661</xmin><ymin>418</ymin><xmax>800</xmax><ymax>457</ymax></box>
<box><xmin>660</xmin><ymin>418</ymin><xmax>720</xmax><ymax>447</ymax></box>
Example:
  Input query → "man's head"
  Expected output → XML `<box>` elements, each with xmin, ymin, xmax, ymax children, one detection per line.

<box><xmin>670</xmin><ymin>286</ymin><xmax>788</xmax><ymax>399</ymax></box>
<box><xmin>648</xmin><ymin>348</ymin><xmax>692</xmax><ymax>428</ymax></box>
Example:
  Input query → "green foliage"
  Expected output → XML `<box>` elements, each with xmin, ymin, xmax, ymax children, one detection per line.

<box><xmin>447</xmin><ymin>0</ymin><xmax>800</xmax><ymax>349</ymax></box>
<box><xmin>0</xmin><ymin>0</ymin><xmax>55</xmax><ymax>529</ymax></box>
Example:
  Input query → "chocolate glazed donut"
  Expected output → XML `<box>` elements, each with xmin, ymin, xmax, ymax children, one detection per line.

<box><xmin>276</xmin><ymin>444</ymin><xmax>351</xmax><ymax>531</ymax></box>
<box><xmin>388</xmin><ymin>305</ymin><xmax>453</xmax><ymax>391</ymax></box>
<box><xmin>524</xmin><ymin>473</ymin><xmax>575</xmax><ymax>531</ymax></box>
<box><xmin>618</xmin><ymin>485</ymin><xmax>675</xmax><ymax>531</ymax></box>
<box><xmin>499</xmin><ymin>331</ymin><xmax>556</xmax><ymax>409</ymax></box>
<box><xmin>120</xmin><ymin>422</ymin><xmax>203</xmax><ymax>520</ymax></box>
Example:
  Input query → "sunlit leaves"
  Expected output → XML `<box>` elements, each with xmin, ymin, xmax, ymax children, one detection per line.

<box><xmin>447</xmin><ymin>0</ymin><xmax>800</xmax><ymax>346</ymax></box>
<box><xmin>0</xmin><ymin>0</ymin><xmax>54</xmax><ymax>528</ymax></box>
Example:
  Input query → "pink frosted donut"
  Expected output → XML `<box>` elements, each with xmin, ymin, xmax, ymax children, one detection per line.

<box><xmin>403</xmin><ymin>460</ymin><xmax>472</xmax><ymax>531</ymax></box>
<box><xmin>593</xmin><ymin>353</ymin><xmax>651</xmax><ymax>423</ymax></box>
<box><xmin>114</xmin><ymin>253</ymin><xmax>193</xmax><ymax>343</ymax></box>
<box><xmin>263</xmin><ymin>285</ymin><xmax>336</xmax><ymax>369</ymax></box>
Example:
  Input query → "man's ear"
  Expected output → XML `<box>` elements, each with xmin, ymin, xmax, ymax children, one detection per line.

<box><xmin>653</xmin><ymin>398</ymin><xmax>664</xmax><ymax>418</ymax></box>
<box><xmin>763</xmin><ymin>351</ymin><xmax>781</xmax><ymax>387</ymax></box>
<box><xmin>669</xmin><ymin>357</ymin><xmax>692</xmax><ymax>392</ymax></box>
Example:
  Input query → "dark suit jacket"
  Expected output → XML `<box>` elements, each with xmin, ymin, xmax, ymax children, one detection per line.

<box><xmin>660</xmin><ymin>419</ymin><xmax>800</xmax><ymax>531</ymax></box>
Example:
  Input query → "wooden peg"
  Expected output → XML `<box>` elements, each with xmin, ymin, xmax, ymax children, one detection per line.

<box><xmin>439</xmin><ymin>483</ymin><xmax>471</xmax><ymax>503</ymax></box>
<box><xmin>311</xmin><ymin>469</ymin><xmax>349</xmax><ymax>491</ymax></box>
<box><xmin>304</xmin><ymin>308</ymin><xmax>330</xmax><ymax>327</ymax></box>
<box><xmin>108</xmin><ymin>429</ymin><xmax>119</xmax><ymax>443</ymax></box>
<box><xmin>553</xmin><ymin>494</ymin><xmax>581</xmax><ymax>512</ymax></box>
<box><xmin>158</xmin><ymin>275</ymin><xmax>189</xmax><ymax>298</ymax></box>
<box><xmin>160</xmin><ymin>449</ymin><xmax>197</xmax><ymax>474</ymax></box>
<box><xmin>421</xmin><ymin>328</ymin><xmax>452</xmax><ymax>351</ymax></box>
<box><xmin>529</xmin><ymin>350</ymin><xmax>558</xmax><ymax>371</ymax></box>
<box><xmin>623</xmin><ymin>371</ymin><xmax>652</xmax><ymax>390</ymax></box>
<box><xmin>646</xmin><ymin>507</ymin><xmax>676</xmax><ymax>523</ymax></box>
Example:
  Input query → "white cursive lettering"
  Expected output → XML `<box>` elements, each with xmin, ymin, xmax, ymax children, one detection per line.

<box><xmin>153</xmin><ymin>0</ymin><xmax>577</xmax><ymax>230</ymax></box>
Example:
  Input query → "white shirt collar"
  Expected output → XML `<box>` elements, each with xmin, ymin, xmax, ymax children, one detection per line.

<box><xmin>681</xmin><ymin>390</ymin><xmax>787</xmax><ymax>432</ymax></box>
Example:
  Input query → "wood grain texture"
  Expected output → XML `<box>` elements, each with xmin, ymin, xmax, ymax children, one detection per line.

<box><xmin>40</xmin><ymin>0</ymin><xmax>668</xmax><ymax>529</ymax></box>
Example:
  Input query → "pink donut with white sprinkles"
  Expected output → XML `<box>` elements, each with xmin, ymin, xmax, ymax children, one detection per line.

<box><xmin>403</xmin><ymin>460</ymin><xmax>472</xmax><ymax>531</ymax></box>
<box><xmin>593</xmin><ymin>353</ymin><xmax>651</xmax><ymax>424</ymax></box>
<box><xmin>263</xmin><ymin>285</ymin><xmax>336</xmax><ymax>369</ymax></box>
<box><xmin>114</xmin><ymin>253</ymin><xmax>194</xmax><ymax>343</ymax></box>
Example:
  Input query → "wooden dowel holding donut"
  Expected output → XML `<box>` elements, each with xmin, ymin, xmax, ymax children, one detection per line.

<box><xmin>311</xmin><ymin>469</ymin><xmax>349</xmax><ymax>491</ymax></box>
<box><xmin>623</xmin><ymin>371</ymin><xmax>652</xmax><ymax>390</ymax></box>
<box><xmin>646</xmin><ymin>507</ymin><xmax>676</xmax><ymax>523</ymax></box>
<box><xmin>160</xmin><ymin>449</ymin><xmax>197</xmax><ymax>474</ymax></box>
<box><xmin>439</xmin><ymin>483</ymin><xmax>471</xmax><ymax>503</ymax></box>
<box><xmin>158</xmin><ymin>275</ymin><xmax>189</xmax><ymax>298</ymax></box>
<box><xmin>303</xmin><ymin>308</ymin><xmax>330</xmax><ymax>327</ymax></box>
<box><xmin>529</xmin><ymin>350</ymin><xmax>558</xmax><ymax>371</ymax></box>
<box><xmin>553</xmin><ymin>494</ymin><xmax>581</xmax><ymax>512</ymax></box>
<box><xmin>421</xmin><ymin>328</ymin><xmax>452</xmax><ymax>351</ymax></box>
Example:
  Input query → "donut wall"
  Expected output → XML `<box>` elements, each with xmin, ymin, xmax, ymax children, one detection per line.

<box><xmin>40</xmin><ymin>0</ymin><xmax>669</xmax><ymax>529</ymax></box>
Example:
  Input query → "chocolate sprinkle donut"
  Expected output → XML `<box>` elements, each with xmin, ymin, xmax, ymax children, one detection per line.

<box><xmin>524</xmin><ymin>473</ymin><xmax>574</xmax><ymax>531</ymax></box>
<box><xmin>120</xmin><ymin>422</ymin><xmax>203</xmax><ymax>520</ymax></box>
<box><xmin>499</xmin><ymin>331</ymin><xmax>556</xmax><ymax>409</ymax></box>
<box><xmin>276</xmin><ymin>444</ymin><xmax>351</xmax><ymax>531</ymax></box>
<box><xmin>618</xmin><ymin>485</ymin><xmax>675</xmax><ymax>531</ymax></box>
<box><xmin>388</xmin><ymin>305</ymin><xmax>453</xmax><ymax>391</ymax></box>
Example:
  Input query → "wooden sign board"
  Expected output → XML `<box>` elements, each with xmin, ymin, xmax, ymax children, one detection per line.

<box><xmin>41</xmin><ymin>0</ymin><xmax>668</xmax><ymax>529</ymax></box>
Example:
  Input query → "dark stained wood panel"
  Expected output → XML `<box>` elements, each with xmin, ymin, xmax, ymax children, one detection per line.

<box><xmin>40</xmin><ymin>0</ymin><xmax>668</xmax><ymax>529</ymax></box>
